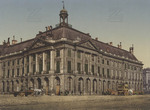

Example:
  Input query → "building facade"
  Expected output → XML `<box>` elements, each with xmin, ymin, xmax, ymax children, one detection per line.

<box><xmin>0</xmin><ymin>7</ymin><xmax>143</xmax><ymax>95</ymax></box>
<box><xmin>143</xmin><ymin>68</ymin><xmax>150</xmax><ymax>93</ymax></box>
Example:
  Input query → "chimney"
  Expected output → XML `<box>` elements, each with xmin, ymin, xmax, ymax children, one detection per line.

<box><xmin>39</xmin><ymin>31</ymin><xmax>42</xmax><ymax>34</ymax></box>
<box><xmin>7</xmin><ymin>38</ymin><xmax>10</xmax><ymax>46</ymax></box>
<box><xmin>117</xmin><ymin>44</ymin><xmax>120</xmax><ymax>48</ymax></box>
<box><xmin>12</xmin><ymin>36</ymin><xmax>17</xmax><ymax>45</ymax></box>
<box><xmin>95</xmin><ymin>37</ymin><xmax>98</xmax><ymax>41</ymax></box>
<box><xmin>120</xmin><ymin>42</ymin><xmax>122</xmax><ymax>49</ymax></box>
<box><xmin>3</xmin><ymin>40</ymin><xmax>6</xmax><ymax>45</ymax></box>
<box><xmin>20</xmin><ymin>38</ymin><xmax>22</xmax><ymax>42</ymax></box>
<box><xmin>109</xmin><ymin>42</ymin><xmax>113</xmax><ymax>46</ymax></box>
<box><xmin>45</xmin><ymin>27</ymin><xmax>48</xmax><ymax>31</ymax></box>
<box><xmin>47</xmin><ymin>26</ymin><xmax>51</xmax><ymax>30</ymax></box>
<box><xmin>129</xmin><ymin>44</ymin><xmax>134</xmax><ymax>54</ymax></box>
<box><xmin>50</xmin><ymin>25</ymin><xmax>53</xmax><ymax>35</ymax></box>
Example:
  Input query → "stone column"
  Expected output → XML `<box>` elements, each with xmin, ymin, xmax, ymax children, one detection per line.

<box><xmin>61</xmin><ymin>75</ymin><xmax>65</xmax><ymax>94</ymax></box>
<box><xmin>13</xmin><ymin>81</ymin><xmax>16</xmax><ymax>92</ymax></box>
<box><xmin>89</xmin><ymin>54</ymin><xmax>91</xmax><ymax>75</ymax></box>
<box><xmin>9</xmin><ymin>81</ymin><xmax>12</xmax><ymax>92</ymax></box>
<box><xmin>72</xmin><ymin>77</ymin><xmax>75</xmax><ymax>95</ymax></box>
<box><xmin>36</xmin><ymin>54</ymin><xmax>39</xmax><ymax>74</ymax></box>
<box><xmin>99</xmin><ymin>80</ymin><xmax>102</xmax><ymax>95</ymax></box>
<box><xmin>83</xmin><ymin>78</ymin><xmax>86</xmax><ymax>95</ymax></box>
<box><xmin>49</xmin><ymin>76</ymin><xmax>54</xmax><ymax>94</ymax></box>
<box><xmin>82</xmin><ymin>52</ymin><xmax>85</xmax><ymax>75</ymax></box>
<box><xmin>0</xmin><ymin>82</ymin><xmax>2</xmax><ymax>93</ymax></box>
<box><xmin>74</xmin><ymin>50</ymin><xmax>77</xmax><ymax>74</ymax></box>
<box><xmin>75</xmin><ymin>78</ymin><xmax>78</xmax><ymax>95</ymax></box>
<box><xmin>96</xmin><ymin>79</ymin><xmax>99</xmax><ymax>95</ymax></box>
<box><xmin>43</xmin><ymin>52</ymin><xmax>46</xmax><ymax>73</ymax></box>
<box><xmin>91</xmin><ymin>79</ymin><xmax>93</xmax><ymax>95</ymax></box>
<box><xmin>60</xmin><ymin>49</ymin><xmax>65</xmax><ymax>74</ymax></box>
<box><xmin>24</xmin><ymin>57</ymin><xmax>27</xmax><ymax>76</ymax></box>
<box><xmin>29</xmin><ymin>55</ymin><xmax>32</xmax><ymax>75</ymax></box>
<box><xmin>49</xmin><ymin>50</ymin><xmax>55</xmax><ymax>74</ymax></box>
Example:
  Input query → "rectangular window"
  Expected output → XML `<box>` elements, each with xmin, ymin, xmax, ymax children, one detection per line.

<box><xmin>33</xmin><ymin>54</ymin><xmax>36</xmax><ymax>61</ymax></box>
<box><xmin>17</xmin><ymin>59</ymin><xmax>20</xmax><ymax>65</ymax></box>
<box><xmin>77</xmin><ymin>51</ymin><xmax>81</xmax><ymax>59</ymax></box>
<box><xmin>47</xmin><ymin>51</ymin><xmax>50</xmax><ymax>59</ymax></box>
<box><xmin>77</xmin><ymin>63</ymin><xmax>81</xmax><ymax>74</ymax></box>
<box><xmin>92</xmin><ymin>55</ymin><xmax>94</xmax><ymax>61</ymax></box>
<box><xmin>27</xmin><ymin>56</ymin><xmax>29</xmax><ymax>63</ymax></box>
<box><xmin>47</xmin><ymin>62</ymin><xmax>50</xmax><ymax>72</ymax></box>
<box><xmin>39</xmin><ymin>59</ymin><xmax>43</xmax><ymax>73</ymax></box>
<box><xmin>128</xmin><ymin>65</ymin><xmax>130</xmax><ymax>69</ymax></box>
<box><xmin>3</xmin><ymin>70</ymin><xmax>5</xmax><ymax>78</ymax></box>
<box><xmin>22</xmin><ymin>67</ymin><xmax>24</xmax><ymax>76</ymax></box>
<box><xmin>33</xmin><ymin>64</ymin><xmax>36</xmax><ymax>73</ymax></box>
<box><xmin>46</xmin><ymin>51</ymin><xmax>50</xmax><ymax>72</ymax></box>
<box><xmin>8</xmin><ymin>61</ymin><xmax>10</xmax><ymax>66</ymax></box>
<box><xmin>68</xmin><ymin>49</ymin><xmax>71</xmax><ymax>57</ymax></box>
<box><xmin>22</xmin><ymin>58</ymin><xmax>24</xmax><ymax>65</ymax></box>
<box><xmin>107</xmin><ymin>61</ymin><xmax>109</xmax><ymax>65</ymax></box>
<box><xmin>56</xmin><ymin>61</ymin><xmax>60</xmax><ymax>73</ymax></box>
<box><xmin>102</xmin><ymin>68</ymin><xmax>105</xmax><ymax>77</ymax></box>
<box><xmin>125</xmin><ymin>64</ymin><xmax>127</xmax><ymax>69</ymax></box>
<box><xmin>27</xmin><ymin>65</ymin><xmax>29</xmax><ymax>73</ymax></box>
<box><xmin>3</xmin><ymin>62</ymin><xmax>5</xmax><ymax>67</ymax></box>
<box><xmin>107</xmin><ymin>69</ymin><xmax>110</xmax><ymax>78</ymax></box>
<box><xmin>17</xmin><ymin>68</ymin><xmax>19</xmax><ymax>76</ymax></box>
<box><xmin>56</xmin><ymin>50</ymin><xmax>60</xmax><ymax>57</ymax></box>
<box><xmin>12</xmin><ymin>60</ymin><xmax>15</xmax><ymax>66</ymax></box>
<box><xmin>12</xmin><ymin>69</ymin><xmax>14</xmax><ymax>77</ymax></box>
<box><xmin>67</xmin><ymin>61</ymin><xmax>71</xmax><ymax>73</ymax></box>
<box><xmin>98</xmin><ymin>57</ymin><xmax>100</xmax><ymax>63</ymax></box>
<box><xmin>85</xmin><ymin>64</ymin><xmax>88</xmax><ymax>74</ymax></box>
<box><xmin>98</xmin><ymin>66</ymin><xmax>100</xmax><ymax>74</ymax></box>
<box><xmin>102</xmin><ymin>59</ymin><xmax>104</xmax><ymax>64</ymax></box>
<box><xmin>7</xmin><ymin>70</ymin><xmax>10</xmax><ymax>78</ymax></box>
<box><xmin>92</xmin><ymin>65</ymin><xmax>94</xmax><ymax>74</ymax></box>
<box><xmin>134</xmin><ymin>67</ymin><xmax>136</xmax><ymax>70</ymax></box>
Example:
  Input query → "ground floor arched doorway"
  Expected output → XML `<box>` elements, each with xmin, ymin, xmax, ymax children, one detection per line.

<box><xmin>55</xmin><ymin>77</ymin><xmax>60</xmax><ymax>95</ymax></box>
<box><xmin>37</xmin><ymin>78</ymin><xmax>42</xmax><ymax>89</ymax></box>
<box><xmin>44</xmin><ymin>77</ymin><xmax>49</xmax><ymax>95</ymax></box>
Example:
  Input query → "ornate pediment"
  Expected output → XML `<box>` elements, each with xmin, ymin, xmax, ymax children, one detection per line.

<box><xmin>80</xmin><ymin>41</ymin><xmax>96</xmax><ymax>50</ymax></box>
<box><xmin>30</xmin><ymin>39</ymin><xmax>48</xmax><ymax>49</ymax></box>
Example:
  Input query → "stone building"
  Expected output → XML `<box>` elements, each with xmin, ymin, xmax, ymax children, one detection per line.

<box><xmin>0</xmin><ymin>7</ymin><xmax>143</xmax><ymax>95</ymax></box>
<box><xmin>143</xmin><ymin>68</ymin><xmax>150</xmax><ymax>93</ymax></box>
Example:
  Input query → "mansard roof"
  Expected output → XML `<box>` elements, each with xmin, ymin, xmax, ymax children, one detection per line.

<box><xmin>0</xmin><ymin>39</ymin><xmax>34</xmax><ymax>56</ymax></box>
<box><xmin>0</xmin><ymin>26</ymin><xmax>138</xmax><ymax>61</ymax></box>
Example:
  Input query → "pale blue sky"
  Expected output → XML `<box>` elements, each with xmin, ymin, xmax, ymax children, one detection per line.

<box><xmin>0</xmin><ymin>0</ymin><xmax>150</xmax><ymax>68</ymax></box>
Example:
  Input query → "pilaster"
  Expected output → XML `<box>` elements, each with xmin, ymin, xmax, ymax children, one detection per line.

<box><xmin>42</xmin><ymin>52</ymin><xmax>46</xmax><ymax>73</ymax></box>
<box><xmin>49</xmin><ymin>50</ymin><xmax>55</xmax><ymax>74</ymax></box>
<box><xmin>36</xmin><ymin>54</ymin><xmax>39</xmax><ymax>74</ymax></box>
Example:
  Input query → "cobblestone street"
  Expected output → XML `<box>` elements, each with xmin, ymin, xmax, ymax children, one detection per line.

<box><xmin>0</xmin><ymin>95</ymin><xmax>150</xmax><ymax>110</ymax></box>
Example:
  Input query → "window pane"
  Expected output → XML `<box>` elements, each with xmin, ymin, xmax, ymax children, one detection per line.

<box><xmin>56</xmin><ymin>50</ymin><xmax>60</xmax><ymax>57</ymax></box>
<box><xmin>68</xmin><ymin>49</ymin><xmax>71</xmax><ymax>57</ymax></box>
<box><xmin>56</xmin><ymin>61</ymin><xmax>60</xmax><ymax>73</ymax></box>
<box><xmin>85</xmin><ymin>64</ymin><xmax>88</xmax><ymax>74</ymax></box>
<box><xmin>77</xmin><ymin>63</ymin><xmax>81</xmax><ymax>74</ymax></box>
<box><xmin>68</xmin><ymin>61</ymin><xmax>71</xmax><ymax>73</ymax></box>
